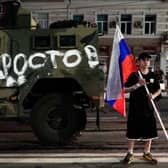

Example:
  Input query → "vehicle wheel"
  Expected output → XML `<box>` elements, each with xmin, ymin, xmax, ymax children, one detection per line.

<box><xmin>75</xmin><ymin>108</ymin><xmax>87</xmax><ymax>132</ymax></box>
<box><xmin>31</xmin><ymin>93</ymin><xmax>76</xmax><ymax>145</ymax></box>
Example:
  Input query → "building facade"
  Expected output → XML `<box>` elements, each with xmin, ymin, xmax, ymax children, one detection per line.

<box><xmin>22</xmin><ymin>0</ymin><xmax>168</xmax><ymax>78</ymax></box>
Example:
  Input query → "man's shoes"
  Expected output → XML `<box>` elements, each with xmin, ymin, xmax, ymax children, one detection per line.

<box><xmin>143</xmin><ymin>152</ymin><xmax>158</xmax><ymax>164</ymax></box>
<box><xmin>123</xmin><ymin>152</ymin><xmax>134</xmax><ymax>164</ymax></box>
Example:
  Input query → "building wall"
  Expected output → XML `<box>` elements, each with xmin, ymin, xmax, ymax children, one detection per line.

<box><xmin>22</xmin><ymin>0</ymin><xmax>168</xmax><ymax>75</ymax></box>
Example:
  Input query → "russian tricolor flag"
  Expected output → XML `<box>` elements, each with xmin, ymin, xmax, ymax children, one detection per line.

<box><xmin>106</xmin><ymin>25</ymin><xmax>137</xmax><ymax>117</ymax></box>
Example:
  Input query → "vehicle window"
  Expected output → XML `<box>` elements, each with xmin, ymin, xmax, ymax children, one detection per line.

<box><xmin>59</xmin><ymin>35</ymin><xmax>76</xmax><ymax>48</ymax></box>
<box><xmin>33</xmin><ymin>36</ymin><xmax>51</xmax><ymax>49</ymax></box>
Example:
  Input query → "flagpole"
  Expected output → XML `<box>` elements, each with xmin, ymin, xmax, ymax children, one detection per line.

<box><xmin>138</xmin><ymin>71</ymin><xmax>168</xmax><ymax>140</ymax></box>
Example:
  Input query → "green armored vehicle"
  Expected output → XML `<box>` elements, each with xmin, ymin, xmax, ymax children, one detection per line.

<box><xmin>0</xmin><ymin>0</ymin><xmax>105</xmax><ymax>144</ymax></box>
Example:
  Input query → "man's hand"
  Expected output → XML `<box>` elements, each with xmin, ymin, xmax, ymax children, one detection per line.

<box><xmin>138</xmin><ymin>78</ymin><xmax>146</xmax><ymax>86</ymax></box>
<box><xmin>147</xmin><ymin>93</ymin><xmax>153</xmax><ymax>100</ymax></box>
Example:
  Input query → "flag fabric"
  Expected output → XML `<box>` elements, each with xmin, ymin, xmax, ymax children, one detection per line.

<box><xmin>106</xmin><ymin>25</ymin><xmax>137</xmax><ymax>117</ymax></box>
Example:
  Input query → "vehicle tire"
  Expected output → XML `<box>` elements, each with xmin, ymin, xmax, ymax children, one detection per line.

<box><xmin>31</xmin><ymin>93</ymin><xmax>76</xmax><ymax>145</ymax></box>
<box><xmin>75</xmin><ymin>108</ymin><xmax>87</xmax><ymax>131</ymax></box>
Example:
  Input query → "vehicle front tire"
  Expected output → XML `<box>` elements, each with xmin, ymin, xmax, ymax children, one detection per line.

<box><xmin>31</xmin><ymin>93</ymin><xmax>76</xmax><ymax>145</ymax></box>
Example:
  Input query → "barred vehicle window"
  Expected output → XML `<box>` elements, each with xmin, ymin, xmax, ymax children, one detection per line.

<box><xmin>33</xmin><ymin>36</ymin><xmax>51</xmax><ymax>49</ymax></box>
<box><xmin>59</xmin><ymin>35</ymin><xmax>76</xmax><ymax>48</ymax></box>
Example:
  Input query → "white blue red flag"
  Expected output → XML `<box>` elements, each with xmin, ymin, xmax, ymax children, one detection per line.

<box><xmin>106</xmin><ymin>25</ymin><xmax>137</xmax><ymax>116</ymax></box>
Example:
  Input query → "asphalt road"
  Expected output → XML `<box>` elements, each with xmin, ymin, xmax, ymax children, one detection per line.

<box><xmin>0</xmin><ymin>97</ymin><xmax>167</xmax><ymax>168</ymax></box>
<box><xmin>0</xmin><ymin>153</ymin><xmax>168</xmax><ymax>168</ymax></box>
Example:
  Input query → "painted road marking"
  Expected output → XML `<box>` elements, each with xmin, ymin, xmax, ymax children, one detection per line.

<box><xmin>0</xmin><ymin>153</ymin><xmax>167</xmax><ymax>163</ymax></box>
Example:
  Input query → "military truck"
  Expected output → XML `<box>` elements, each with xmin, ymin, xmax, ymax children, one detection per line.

<box><xmin>0</xmin><ymin>0</ymin><xmax>105</xmax><ymax>144</ymax></box>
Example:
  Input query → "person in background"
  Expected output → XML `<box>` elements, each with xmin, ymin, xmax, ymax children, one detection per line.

<box><xmin>123</xmin><ymin>52</ymin><xmax>161</xmax><ymax>164</ymax></box>
<box><xmin>155</xmin><ymin>69</ymin><xmax>166</xmax><ymax>95</ymax></box>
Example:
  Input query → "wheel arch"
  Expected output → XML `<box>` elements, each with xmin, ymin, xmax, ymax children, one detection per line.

<box><xmin>22</xmin><ymin>77</ymin><xmax>83</xmax><ymax>109</ymax></box>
